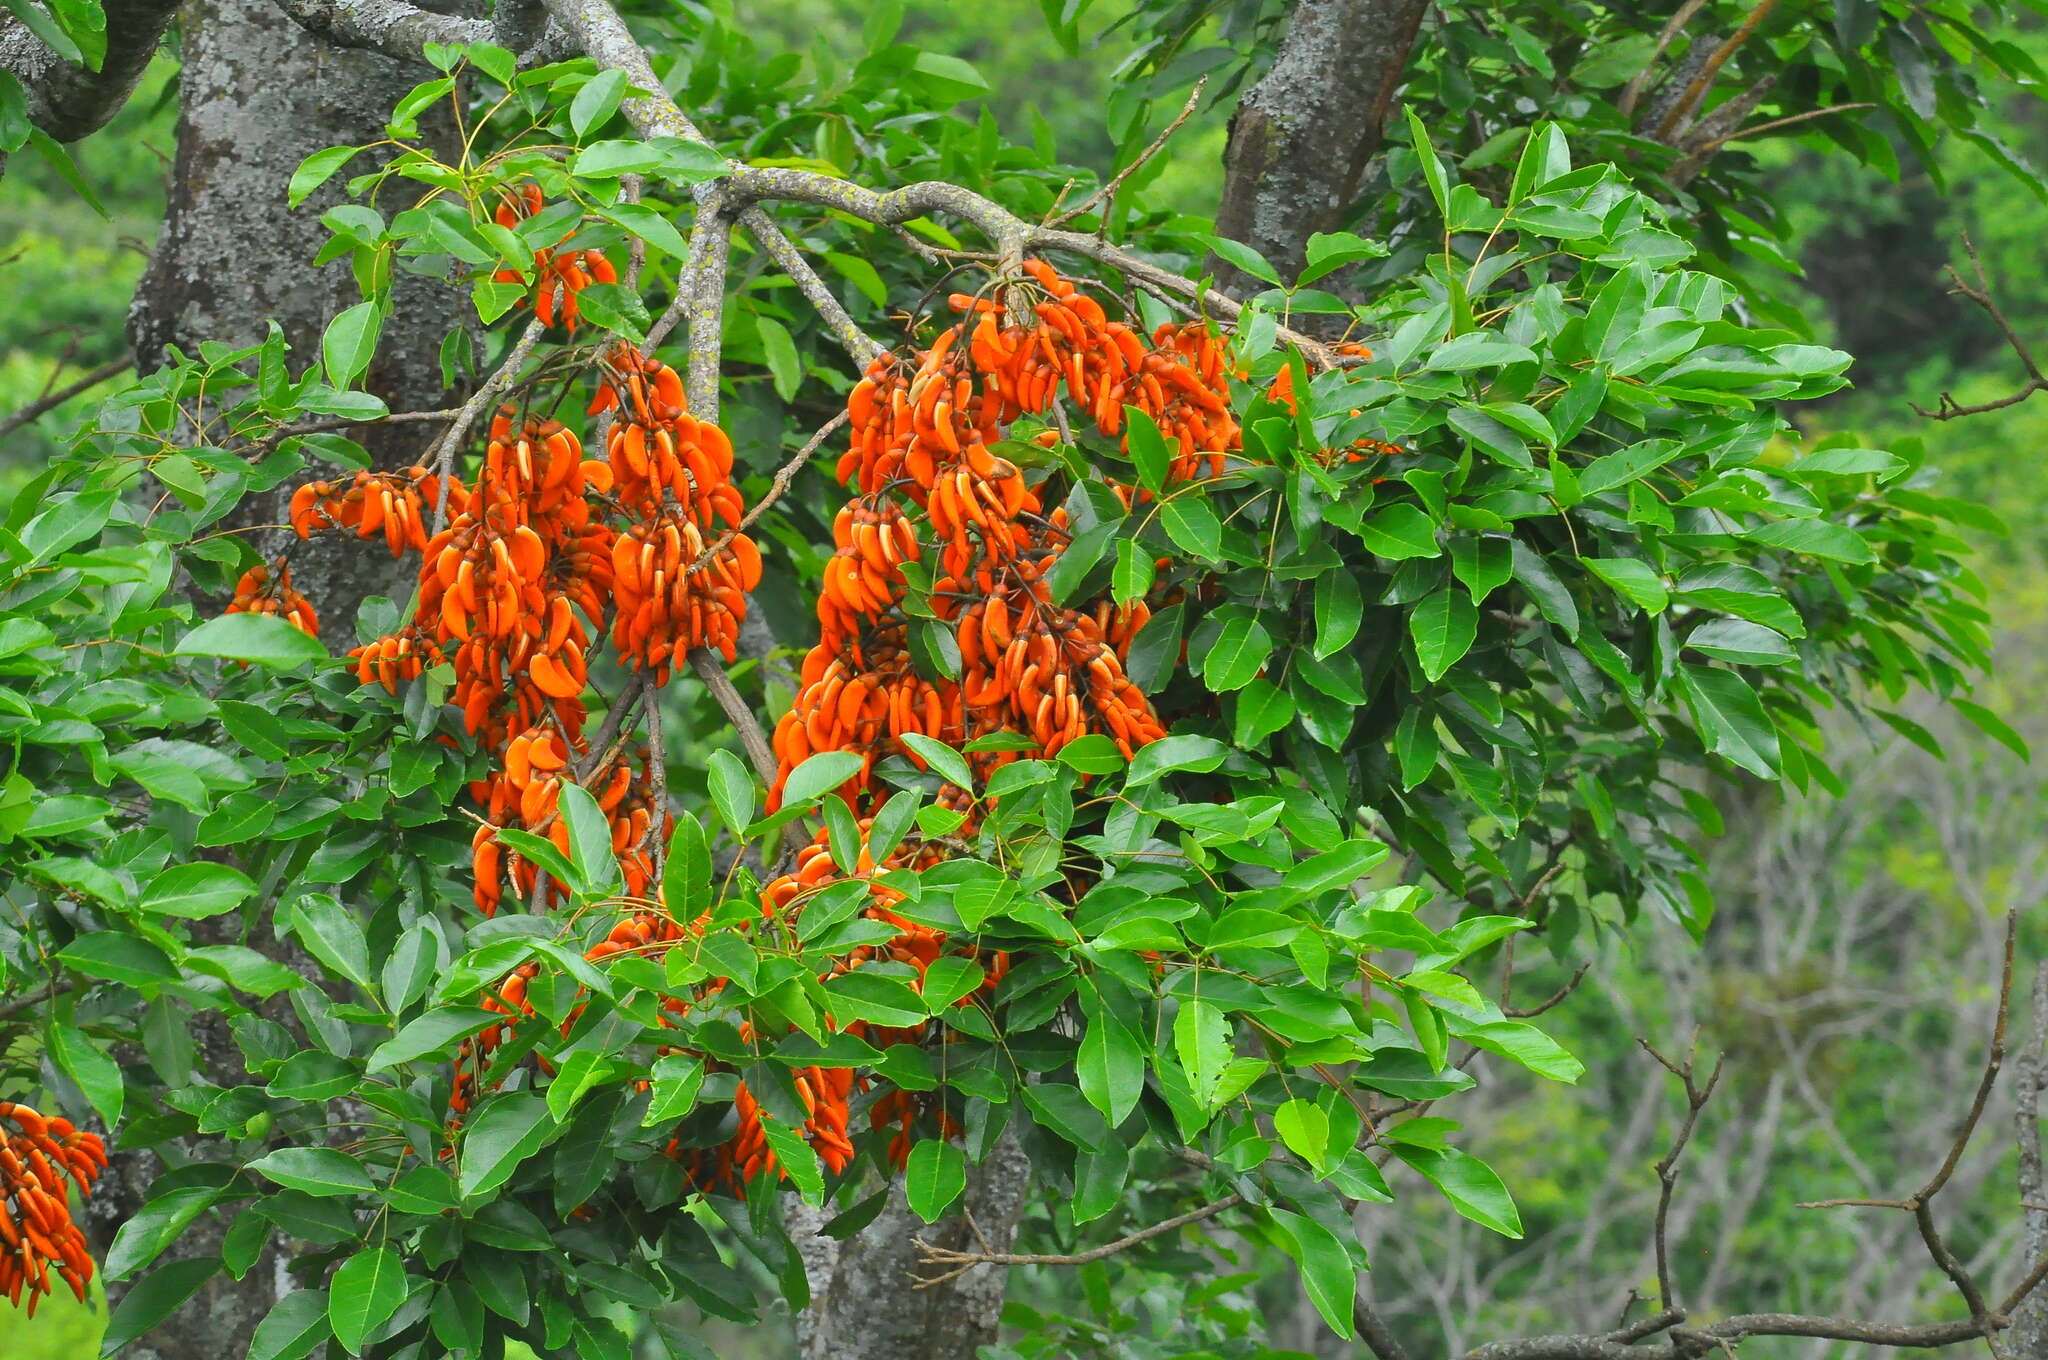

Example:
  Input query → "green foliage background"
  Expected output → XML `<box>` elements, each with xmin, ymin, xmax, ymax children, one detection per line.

<box><xmin>2</xmin><ymin>3</ymin><xmax>2044</xmax><ymax>1358</ymax></box>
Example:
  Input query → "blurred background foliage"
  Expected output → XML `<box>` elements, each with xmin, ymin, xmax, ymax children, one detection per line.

<box><xmin>3</xmin><ymin>1</ymin><xmax>2045</xmax><ymax>1356</ymax></box>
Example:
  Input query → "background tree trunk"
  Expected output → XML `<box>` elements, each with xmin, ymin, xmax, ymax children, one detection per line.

<box><xmin>1211</xmin><ymin>0</ymin><xmax>1429</xmax><ymax>294</ymax></box>
<box><xmin>87</xmin><ymin>4</ymin><xmax>468</xmax><ymax>1354</ymax></box>
<box><xmin>790</xmin><ymin>1130</ymin><xmax>1031</xmax><ymax>1360</ymax></box>
<box><xmin>128</xmin><ymin>0</ymin><xmax>468</xmax><ymax>636</ymax></box>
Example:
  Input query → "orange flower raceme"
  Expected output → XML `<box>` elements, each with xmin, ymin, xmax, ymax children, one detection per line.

<box><xmin>493</xmin><ymin>183</ymin><xmax>618</xmax><ymax>332</ymax></box>
<box><xmin>226</xmin><ymin>560</ymin><xmax>319</xmax><ymax>638</ymax></box>
<box><xmin>0</xmin><ymin>1102</ymin><xmax>105</xmax><ymax>1317</ymax></box>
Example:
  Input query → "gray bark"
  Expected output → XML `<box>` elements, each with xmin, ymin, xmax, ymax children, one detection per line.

<box><xmin>2015</xmin><ymin>962</ymin><xmax>2048</xmax><ymax>1359</ymax></box>
<box><xmin>790</xmin><ymin>1129</ymin><xmax>1032</xmax><ymax>1360</ymax></box>
<box><xmin>128</xmin><ymin>0</ymin><xmax>471</xmax><ymax>635</ymax></box>
<box><xmin>1210</xmin><ymin>0</ymin><xmax>1430</xmax><ymax>294</ymax></box>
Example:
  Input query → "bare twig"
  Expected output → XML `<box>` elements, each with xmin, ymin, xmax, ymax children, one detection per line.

<box><xmin>1912</xmin><ymin>235</ymin><xmax>2048</xmax><ymax>421</ymax></box>
<box><xmin>2013</xmin><ymin>961</ymin><xmax>2048</xmax><ymax>1354</ymax></box>
<box><xmin>0</xmin><ymin>353</ymin><xmax>132</xmax><ymax>440</ymax></box>
<box><xmin>687</xmin><ymin>410</ymin><xmax>848</xmax><ymax>577</ymax></box>
<box><xmin>1640</xmin><ymin>1035</ymin><xmax>1724</xmax><ymax>1313</ymax></box>
<box><xmin>911</xmin><ymin>1193</ymin><xmax>1242</xmax><ymax>1282</ymax></box>
<box><xmin>1617</xmin><ymin>0</ymin><xmax>1707</xmax><ymax>120</ymax></box>
<box><xmin>429</xmin><ymin>317</ymin><xmax>548</xmax><ymax>536</ymax></box>
<box><xmin>0</xmin><ymin>978</ymin><xmax>69</xmax><ymax>1023</ymax></box>
<box><xmin>1051</xmin><ymin>78</ymin><xmax>1207</xmax><ymax>230</ymax></box>
<box><xmin>1506</xmin><ymin>962</ymin><xmax>1591</xmax><ymax>1019</ymax></box>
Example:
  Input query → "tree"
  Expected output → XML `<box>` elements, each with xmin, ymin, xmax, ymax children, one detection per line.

<box><xmin>0</xmin><ymin>2</ymin><xmax>2041</xmax><ymax>1359</ymax></box>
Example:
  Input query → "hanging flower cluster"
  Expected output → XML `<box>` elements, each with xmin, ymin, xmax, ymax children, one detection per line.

<box><xmin>0</xmin><ymin>1101</ymin><xmax>105</xmax><ymax>1316</ymax></box>
<box><xmin>493</xmin><ymin>182</ymin><xmax>618</xmax><ymax>332</ymax></box>
<box><xmin>225</xmin><ymin>560</ymin><xmax>319</xmax><ymax>637</ymax></box>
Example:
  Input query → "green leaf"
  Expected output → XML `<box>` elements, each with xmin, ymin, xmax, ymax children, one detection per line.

<box><xmin>1313</xmin><ymin>569</ymin><xmax>1363</xmax><ymax>658</ymax></box>
<box><xmin>1203</xmin><ymin>235</ymin><xmax>1281</xmax><ymax>286</ymax></box>
<box><xmin>1394</xmin><ymin>1145</ymin><xmax>1522</xmax><ymax>1238</ymax></box>
<box><xmin>100</xmin><ymin>1258</ymin><xmax>218</xmax><ymax>1357</ymax></box>
<box><xmin>289</xmin><ymin>145</ymin><xmax>359</xmax><ymax>208</ymax></box>
<box><xmin>782</xmin><ymin>751</ymin><xmax>864</xmax><ymax>808</ymax></box>
<box><xmin>142</xmin><ymin>862</ymin><xmax>256</xmax><ymax>919</ymax></box>
<box><xmin>570</xmin><ymin>68</ymin><xmax>628</xmax><ymax>137</ymax></box>
<box><xmin>1686</xmin><ymin>619</ymin><xmax>1794</xmax><ymax>666</ymax></box>
<box><xmin>708</xmin><ymin>749</ymin><xmax>757</xmax><ymax>835</ymax></box>
<box><xmin>249</xmin><ymin>1147</ymin><xmax>375</xmax><ymax>1198</ymax></box>
<box><xmin>901</xmin><ymin>733</ymin><xmax>975</xmax><ymax>792</ymax></box>
<box><xmin>1124</xmin><ymin>407</ymin><xmax>1171</xmax><ymax>493</ymax></box>
<box><xmin>1678</xmin><ymin>664</ymin><xmax>1780</xmax><ymax>778</ymax></box>
<box><xmin>329</xmin><ymin>1247</ymin><xmax>407</xmax><ymax>1354</ymax></box>
<box><xmin>366</xmin><ymin>1006</ymin><xmax>503</xmax><ymax>1071</ymax></box>
<box><xmin>459</xmin><ymin>1091</ymin><xmax>556</xmax><ymax>1199</ymax></box>
<box><xmin>1743</xmin><ymin>519</ymin><xmax>1876</xmax><ymax>565</ymax></box>
<box><xmin>571</xmin><ymin>139</ymin><xmax>667</xmax><ymax>177</ymax></box>
<box><xmin>1358</xmin><ymin>504</ymin><xmax>1441</xmax><ymax>560</ymax></box>
<box><xmin>1409</xmin><ymin>587</ymin><xmax>1477</xmax><ymax>682</ymax></box>
<box><xmin>1581</xmin><ymin>557</ymin><xmax>1667</xmax><ymax>613</ymax></box>
<box><xmin>321</xmin><ymin>301</ymin><xmax>382</xmax><ymax>390</ymax></box>
<box><xmin>291</xmin><ymin>893</ymin><xmax>375</xmax><ymax>993</ymax></box>
<box><xmin>1269</xmin><ymin>1207</ymin><xmax>1357</xmax><ymax>1338</ymax></box>
<box><xmin>904</xmin><ymin>1139</ymin><xmax>967</xmax><ymax>1222</ymax></box>
<box><xmin>1174</xmin><ymin>997</ymin><xmax>1230</xmax><ymax>1107</ymax></box>
<box><xmin>1274</xmin><ymin>1098</ymin><xmax>1330</xmax><ymax>1170</ymax></box>
<box><xmin>558</xmin><ymin>781</ymin><xmax>622</xmax><ymax>893</ymax></box>
<box><xmin>1202</xmin><ymin>614</ymin><xmax>1272</xmax><ymax>692</ymax></box>
<box><xmin>1126</xmin><ymin>734</ymin><xmax>1228</xmax><ymax>786</ymax></box>
<box><xmin>1403</xmin><ymin>105</ymin><xmax>1449</xmax><ymax>215</ymax></box>
<box><xmin>57</xmin><ymin>934</ymin><xmax>177</xmax><ymax>988</ymax></box>
<box><xmin>662</xmin><ymin>811</ymin><xmax>712</xmax><ymax>913</ymax></box>
<box><xmin>1953</xmin><ymin>698</ymin><xmax>2030</xmax><ymax>760</ymax></box>
<box><xmin>1076</xmin><ymin>985</ymin><xmax>1144</xmax><ymax>1126</ymax></box>
<box><xmin>757</xmin><ymin>315</ymin><xmax>802</xmax><ymax>402</ymax></box>
<box><xmin>174</xmin><ymin>613</ymin><xmax>328</xmax><ymax>668</ymax></box>
<box><xmin>246</xmin><ymin>1290</ymin><xmax>331</xmax><ymax>1360</ymax></box>
<box><xmin>643</xmin><ymin>1053</ymin><xmax>705</xmax><ymax>1125</ymax></box>
<box><xmin>1159</xmin><ymin>496</ymin><xmax>1222</xmax><ymax>559</ymax></box>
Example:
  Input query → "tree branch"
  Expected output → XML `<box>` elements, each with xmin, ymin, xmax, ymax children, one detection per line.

<box><xmin>270</xmin><ymin>0</ymin><xmax>567</xmax><ymax>63</ymax></box>
<box><xmin>0</xmin><ymin>352</ymin><xmax>131</xmax><ymax>440</ymax></box>
<box><xmin>1</xmin><ymin>0</ymin><xmax>177</xmax><ymax>147</ymax></box>
<box><xmin>912</xmin><ymin>1193</ymin><xmax>1243</xmax><ymax>1281</ymax></box>
<box><xmin>1912</xmin><ymin>235</ymin><xmax>2048</xmax><ymax>421</ymax></box>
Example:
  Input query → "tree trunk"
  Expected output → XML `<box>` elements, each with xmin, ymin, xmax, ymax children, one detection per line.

<box><xmin>790</xmin><ymin>1129</ymin><xmax>1031</xmax><ymax>1360</ymax></box>
<box><xmin>88</xmin><ymin>5</ymin><xmax>468</xmax><ymax>1354</ymax></box>
<box><xmin>128</xmin><ymin>0</ymin><xmax>467</xmax><ymax>635</ymax></box>
<box><xmin>1210</xmin><ymin>0</ymin><xmax>1429</xmax><ymax>294</ymax></box>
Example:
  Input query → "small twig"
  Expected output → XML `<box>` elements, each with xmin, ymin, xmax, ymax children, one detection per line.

<box><xmin>1618</xmin><ymin>0</ymin><xmax>1707</xmax><ymax>120</ymax></box>
<box><xmin>1641</xmin><ymin>1033</ymin><xmax>1724</xmax><ymax>1314</ymax></box>
<box><xmin>1913</xmin><ymin>235</ymin><xmax>2048</xmax><ymax>421</ymax></box>
<box><xmin>1051</xmin><ymin>78</ymin><xmax>1207</xmax><ymax>230</ymax></box>
<box><xmin>0</xmin><ymin>353</ymin><xmax>132</xmax><ymax>440</ymax></box>
<box><xmin>1685</xmin><ymin>100</ymin><xmax>1877</xmax><ymax>157</ymax></box>
<box><xmin>688</xmin><ymin>410</ymin><xmax>848</xmax><ymax>577</ymax></box>
<box><xmin>912</xmin><ymin>1193</ymin><xmax>1242</xmax><ymax>1281</ymax></box>
<box><xmin>0</xmin><ymin>978</ymin><xmax>70</xmax><ymax>1023</ymax></box>
<box><xmin>430</xmin><ymin>317</ymin><xmax>549</xmax><ymax>536</ymax></box>
<box><xmin>1506</xmin><ymin>963</ymin><xmax>1591</xmax><ymax>1019</ymax></box>
<box><xmin>1355</xmin><ymin>1298</ymin><xmax>1417</xmax><ymax>1360</ymax></box>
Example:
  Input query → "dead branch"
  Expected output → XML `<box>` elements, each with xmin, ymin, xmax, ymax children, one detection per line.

<box><xmin>1912</xmin><ymin>235</ymin><xmax>2048</xmax><ymax>421</ymax></box>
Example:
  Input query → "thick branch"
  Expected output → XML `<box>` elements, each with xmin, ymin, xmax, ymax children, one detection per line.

<box><xmin>271</xmin><ymin>0</ymin><xmax>567</xmax><ymax>62</ymax></box>
<box><xmin>1</xmin><ymin>0</ymin><xmax>178</xmax><ymax>145</ymax></box>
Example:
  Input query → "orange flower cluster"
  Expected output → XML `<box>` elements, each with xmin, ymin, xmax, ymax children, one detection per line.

<box><xmin>225</xmin><ymin>561</ymin><xmax>319</xmax><ymax>637</ymax></box>
<box><xmin>1265</xmin><ymin>344</ymin><xmax>1402</xmax><ymax>466</ymax></box>
<box><xmin>493</xmin><ymin>182</ymin><xmax>618</xmax><ymax>331</ymax></box>
<box><xmin>0</xmin><ymin>1101</ymin><xmax>105</xmax><ymax>1316</ymax></box>
<box><xmin>783</xmin><ymin>259</ymin><xmax>1236</xmax><ymax>813</ymax></box>
<box><xmin>594</xmin><ymin>348</ymin><xmax>762</xmax><ymax>677</ymax></box>
<box><xmin>288</xmin><ymin>465</ymin><xmax>452</xmax><ymax>559</ymax></box>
